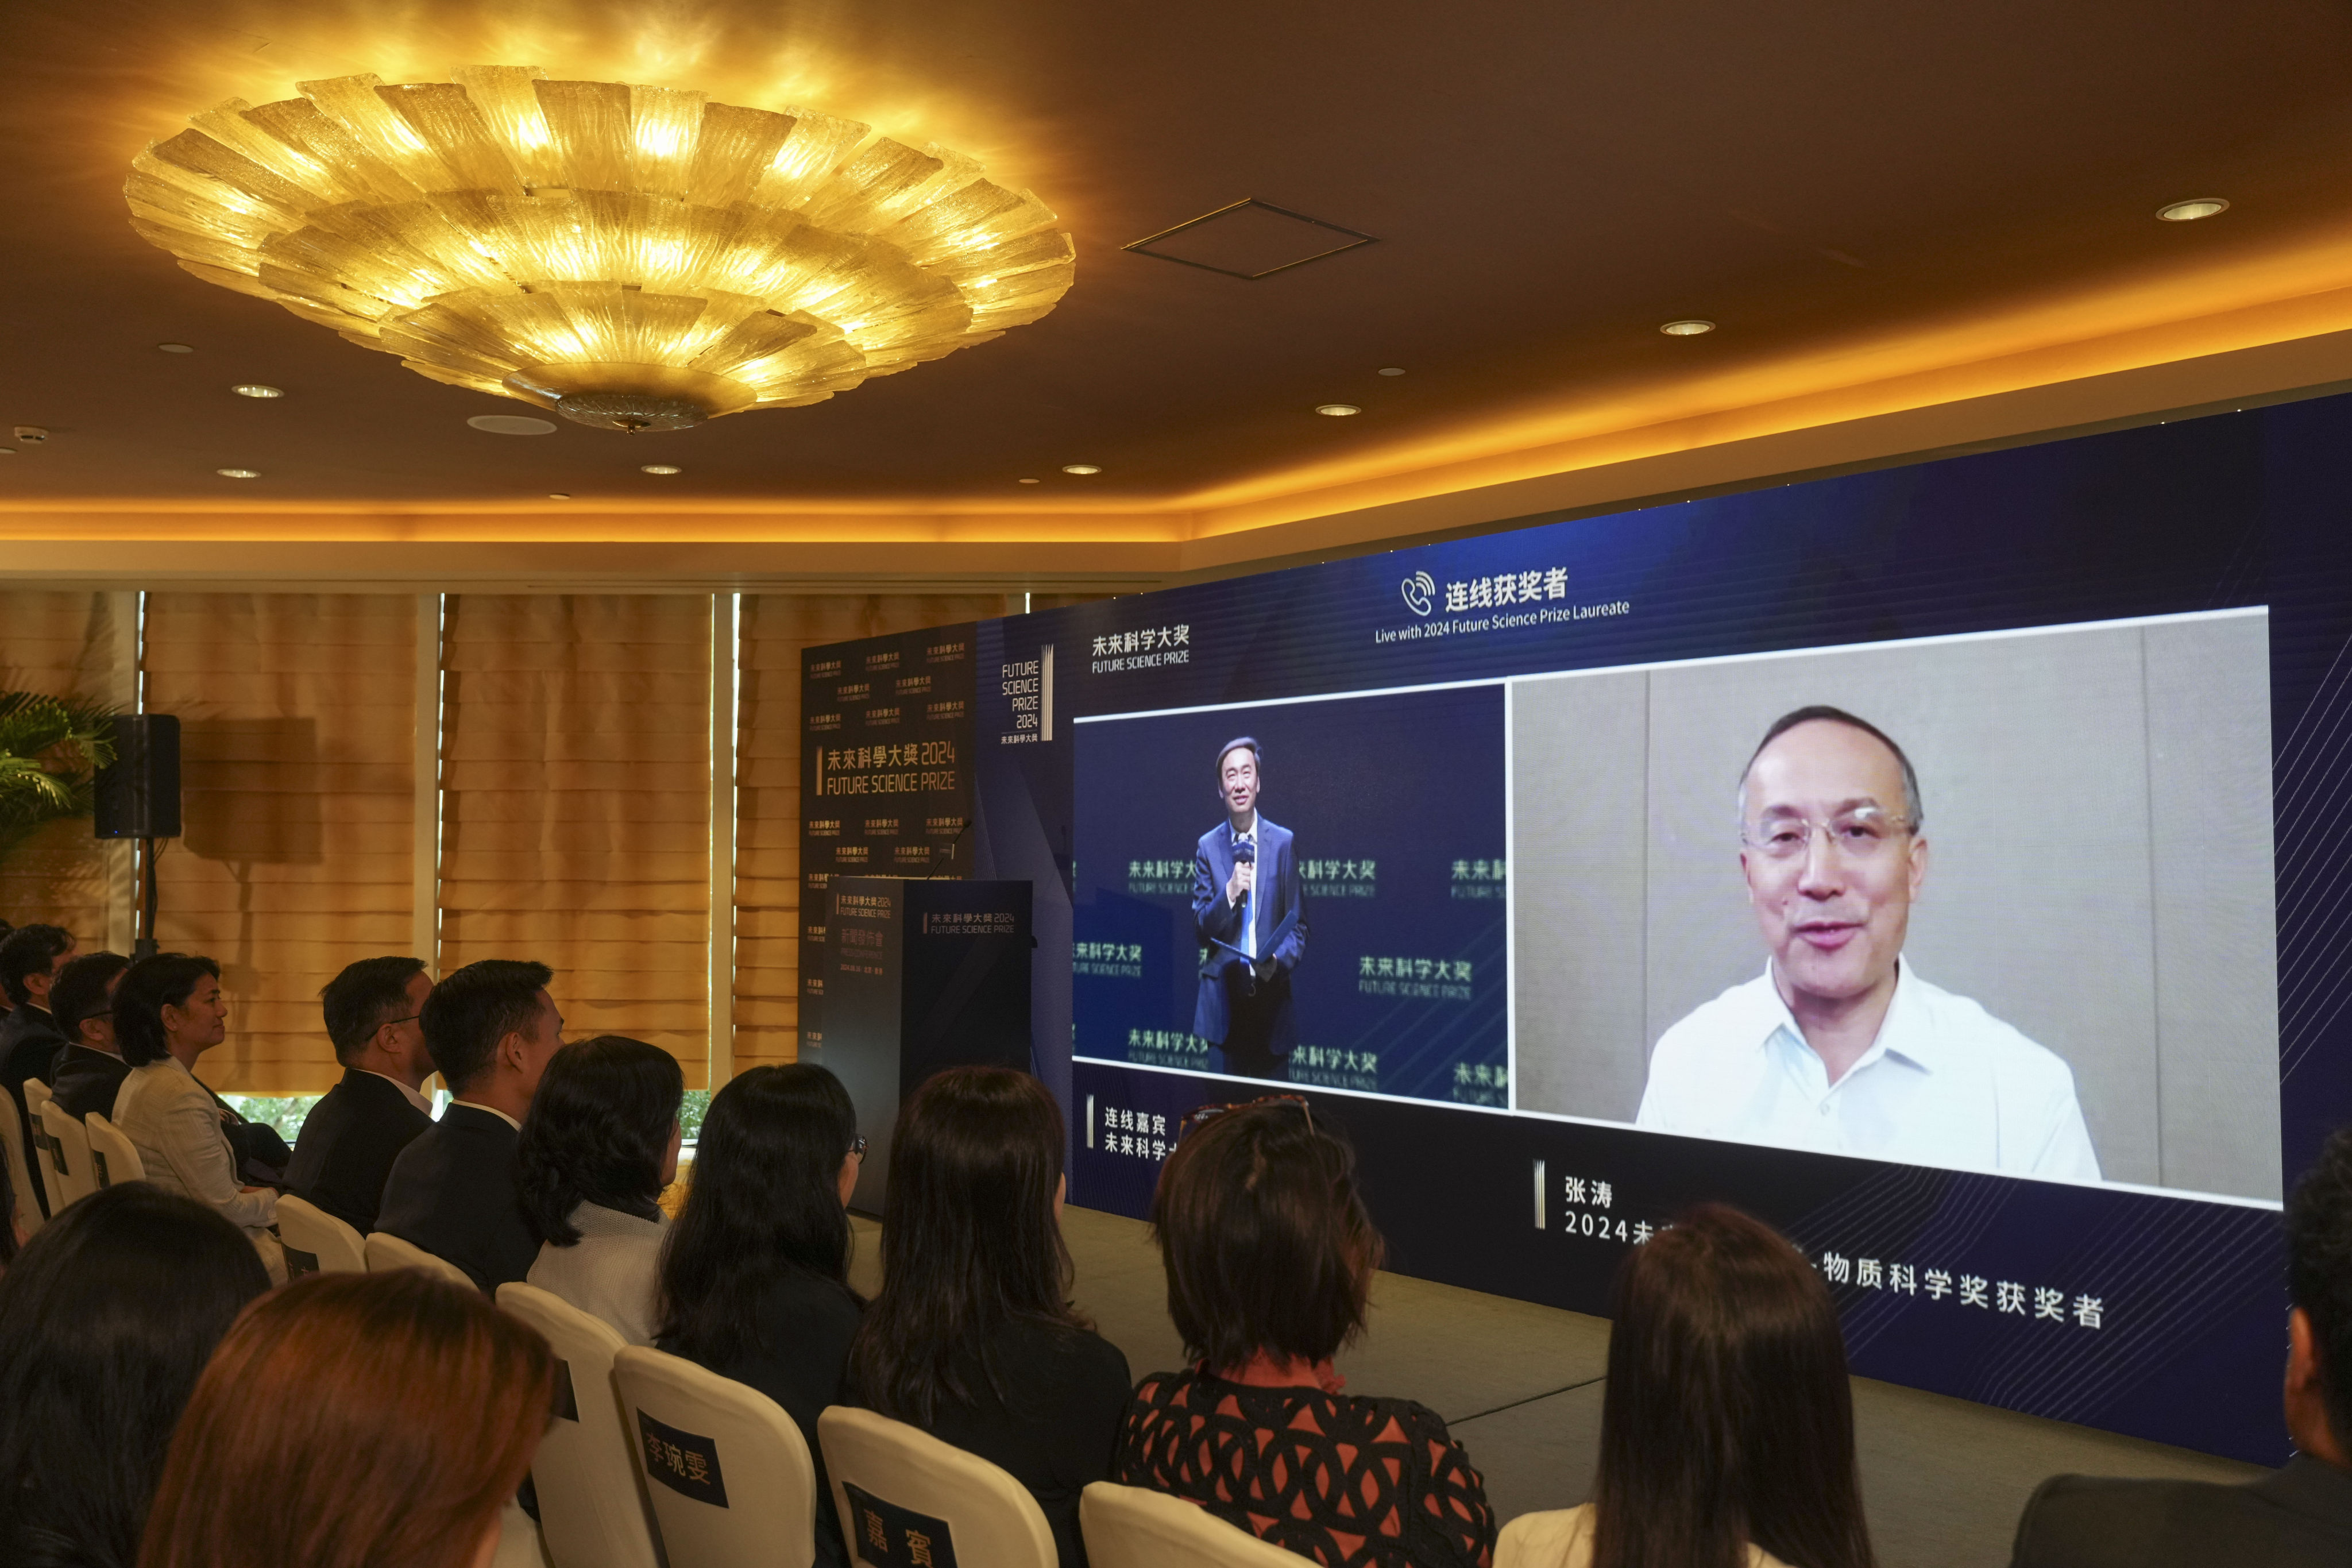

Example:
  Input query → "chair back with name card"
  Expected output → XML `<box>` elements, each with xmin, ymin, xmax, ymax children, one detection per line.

<box><xmin>611</xmin><ymin>1345</ymin><xmax>814</xmax><ymax>1568</ymax></box>
<box><xmin>497</xmin><ymin>1284</ymin><xmax>667</xmax><ymax>1568</ymax></box>
<box><xmin>817</xmin><ymin>1405</ymin><xmax>1056</xmax><ymax>1568</ymax></box>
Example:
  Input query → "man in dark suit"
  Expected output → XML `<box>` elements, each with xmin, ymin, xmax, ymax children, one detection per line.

<box><xmin>45</xmin><ymin>950</ymin><xmax>133</xmax><ymax>1120</ymax></box>
<box><xmin>286</xmin><ymin>956</ymin><xmax>437</xmax><ymax>1233</ymax></box>
<box><xmin>2010</xmin><ymin>1126</ymin><xmax>2352</xmax><ymax>1565</ymax></box>
<box><xmin>1191</xmin><ymin>737</ymin><xmax>1308</xmax><ymax>1080</ymax></box>
<box><xmin>0</xmin><ymin>923</ymin><xmax>74</xmax><ymax>1216</ymax></box>
<box><xmin>375</xmin><ymin>958</ymin><xmax>563</xmax><ymax>1291</ymax></box>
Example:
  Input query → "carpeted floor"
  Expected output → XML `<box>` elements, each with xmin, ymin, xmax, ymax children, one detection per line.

<box><xmin>1033</xmin><ymin>1205</ymin><xmax>2265</xmax><ymax>1568</ymax></box>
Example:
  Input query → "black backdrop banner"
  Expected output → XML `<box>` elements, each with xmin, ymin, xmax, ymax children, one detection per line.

<box><xmin>798</xmin><ymin>625</ymin><xmax>980</xmax><ymax>1052</ymax></box>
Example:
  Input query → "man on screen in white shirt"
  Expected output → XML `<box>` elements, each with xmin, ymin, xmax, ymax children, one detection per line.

<box><xmin>1636</xmin><ymin>705</ymin><xmax>2100</xmax><ymax>1182</ymax></box>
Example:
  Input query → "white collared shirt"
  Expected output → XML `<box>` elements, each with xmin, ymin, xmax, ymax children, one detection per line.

<box><xmin>363</xmin><ymin>1070</ymin><xmax>433</xmax><ymax>1115</ymax></box>
<box><xmin>1229</xmin><ymin>812</ymin><xmax>1260</xmax><ymax>959</ymax></box>
<box><xmin>451</xmin><ymin>1098</ymin><xmax>522</xmax><ymax>1132</ymax></box>
<box><xmin>1635</xmin><ymin>961</ymin><xmax>2101</xmax><ymax>1183</ymax></box>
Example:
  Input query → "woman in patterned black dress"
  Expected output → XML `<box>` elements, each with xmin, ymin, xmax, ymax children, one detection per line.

<box><xmin>1114</xmin><ymin>1095</ymin><xmax>1495</xmax><ymax>1568</ymax></box>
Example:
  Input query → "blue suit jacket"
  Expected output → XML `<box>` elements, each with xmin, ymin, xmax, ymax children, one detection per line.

<box><xmin>1191</xmin><ymin>816</ymin><xmax>1308</xmax><ymax>1051</ymax></box>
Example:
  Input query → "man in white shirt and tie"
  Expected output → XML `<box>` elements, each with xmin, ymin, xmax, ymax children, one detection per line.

<box><xmin>1636</xmin><ymin>705</ymin><xmax>2100</xmax><ymax>1182</ymax></box>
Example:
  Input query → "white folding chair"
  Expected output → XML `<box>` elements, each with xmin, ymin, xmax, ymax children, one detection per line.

<box><xmin>817</xmin><ymin>1405</ymin><xmax>1056</xmax><ymax>1568</ymax></box>
<box><xmin>364</xmin><ymin>1230</ymin><xmax>477</xmax><ymax>1289</ymax></box>
<box><xmin>611</xmin><ymin>1345</ymin><xmax>814</xmax><ymax>1568</ymax></box>
<box><xmin>497</xmin><ymin>1284</ymin><xmax>666</xmax><ymax>1568</ymax></box>
<box><xmin>1081</xmin><ymin>1482</ymin><xmax>1302</xmax><ymax>1568</ymax></box>
<box><xmin>1</xmin><ymin>1084</ymin><xmax>42</xmax><ymax>1239</ymax></box>
<box><xmin>276</xmin><ymin>1195</ymin><xmax>369</xmax><ymax>1276</ymax></box>
<box><xmin>38</xmin><ymin>1101</ymin><xmax>95</xmax><ymax>1208</ymax></box>
<box><xmin>84</xmin><ymin>1113</ymin><xmax>146</xmax><ymax>1188</ymax></box>
<box><xmin>22</xmin><ymin>1079</ymin><xmax>65</xmax><ymax>1218</ymax></box>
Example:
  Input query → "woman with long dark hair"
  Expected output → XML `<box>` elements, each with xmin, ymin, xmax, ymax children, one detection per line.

<box><xmin>658</xmin><ymin>1063</ymin><xmax>866</xmax><ymax>1568</ymax></box>
<box><xmin>516</xmin><ymin>1035</ymin><xmax>684</xmax><ymax>1344</ymax></box>
<box><xmin>138</xmin><ymin>1270</ymin><xmax>554</xmax><ymax>1568</ymax></box>
<box><xmin>0</xmin><ymin>1185</ymin><xmax>272</xmax><ymax>1568</ymax></box>
<box><xmin>1117</xmin><ymin>1095</ymin><xmax>1494</xmax><ymax>1568</ymax></box>
<box><xmin>845</xmin><ymin>1066</ymin><xmax>1130</xmax><ymax>1568</ymax></box>
<box><xmin>1500</xmin><ymin>1204</ymin><xmax>1875</xmax><ymax>1568</ymax></box>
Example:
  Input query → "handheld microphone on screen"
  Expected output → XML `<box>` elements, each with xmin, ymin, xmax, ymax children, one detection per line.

<box><xmin>1234</xmin><ymin>839</ymin><xmax>1255</xmax><ymax>867</ymax></box>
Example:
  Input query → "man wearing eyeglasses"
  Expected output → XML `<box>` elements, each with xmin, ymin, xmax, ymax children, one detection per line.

<box><xmin>1193</xmin><ymin>736</ymin><xmax>1308</xmax><ymax>1080</ymax></box>
<box><xmin>1635</xmin><ymin>706</ymin><xmax>2099</xmax><ymax>1181</ymax></box>
<box><xmin>287</xmin><ymin>956</ymin><xmax>437</xmax><ymax>1232</ymax></box>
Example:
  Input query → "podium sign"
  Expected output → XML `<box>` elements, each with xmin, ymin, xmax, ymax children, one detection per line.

<box><xmin>814</xmin><ymin>876</ymin><xmax>1032</xmax><ymax>1211</ymax></box>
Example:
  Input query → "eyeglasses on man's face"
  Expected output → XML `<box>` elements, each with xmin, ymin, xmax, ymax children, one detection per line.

<box><xmin>1740</xmin><ymin>807</ymin><xmax>1917</xmax><ymax>862</ymax></box>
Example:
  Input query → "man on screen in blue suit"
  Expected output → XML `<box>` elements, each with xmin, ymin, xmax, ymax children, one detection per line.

<box><xmin>1192</xmin><ymin>737</ymin><xmax>1308</xmax><ymax>1080</ymax></box>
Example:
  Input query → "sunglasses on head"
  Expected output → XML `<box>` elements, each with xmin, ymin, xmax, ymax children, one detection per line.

<box><xmin>1175</xmin><ymin>1092</ymin><xmax>1315</xmax><ymax>1142</ymax></box>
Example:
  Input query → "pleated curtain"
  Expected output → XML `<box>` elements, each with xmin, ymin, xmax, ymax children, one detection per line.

<box><xmin>439</xmin><ymin>594</ymin><xmax>715</xmax><ymax>1082</ymax></box>
<box><xmin>142</xmin><ymin>594</ymin><xmax>418</xmax><ymax>1093</ymax></box>
<box><xmin>732</xmin><ymin>593</ymin><xmax>1020</xmax><ymax>1071</ymax></box>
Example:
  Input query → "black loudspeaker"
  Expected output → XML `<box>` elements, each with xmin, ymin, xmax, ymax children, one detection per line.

<box><xmin>94</xmin><ymin>715</ymin><xmax>182</xmax><ymax>839</ymax></box>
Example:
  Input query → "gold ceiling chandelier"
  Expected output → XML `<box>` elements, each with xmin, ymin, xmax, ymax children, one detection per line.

<box><xmin>125</xmin><ymin>68</ymin><xmax>1075</xmax><ymax>431</ymax></box>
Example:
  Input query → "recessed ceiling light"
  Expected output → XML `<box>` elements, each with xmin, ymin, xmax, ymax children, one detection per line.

<box><xmin>547</xmin><ymin>492</ymin><xmax>572</xmax><ymax>500</ymax></box>
<box><xmin>1377</xmin><ymin>366</ymin><xmax>1405</xmax><ymax>376</ymax></box>
<box><xmin>232</xmin><ymin>384</ymin><xmax>284</xmax><ymax>399</ymax></box>
<box><xmin>215</xmin><ymin>468</ymin><xmax>260</xmax><ymax>478</ymax></box>
<box><xmin>1659</xmin><ymin>319</ymin><xmax>1716</xmax><ymax>336</ymax></box>
<box><xmin>1018</xmin><ymin>477</ymin><xmax>1041</xmax><ymax>484</ymax></box>
<box><xmin>1315</xmin><ymin>403</ymin><xmax>1361</xmax><ymax>416</ymax></box>
<box><xmin>470</xmin><ymin>414</ymin><xmax>558</xmax><ymax>435</ymax></box>
<box><xmin>157</xmin><ymin>342</ymin><xmax>195</xmax><ymax>354</ymax></box>
<box><xmin>1061</xmin><ymin>464</ymin><xmax>1100</xmax><ymax>475</ymax></box>
<box><xmin>2157</xmin><ymin>198</ymin><xmax>2229</xmax><ymax>222</ymax></box>
<box><xmin>640</xmin><ymin>464</ymin><xmax>681</xmax><ymax>475</ymax></box>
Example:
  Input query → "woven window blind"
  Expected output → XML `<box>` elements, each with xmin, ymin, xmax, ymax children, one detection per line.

<box><xmin>440</xmin><ymin>595</ymin><xmax>713</xmax><ymax>1080</ymax></box>
<box><xmin>0</xmin><ymin>591</ymin><xmax>125</xmax><ymax>943</ymax></box>
<box><xmin>143</xmin><ymin>593</ymin><xmax>417</xmax><ymax>1094</ymax></box>
<box><xmin>732</xmin><ymin>593</ymin><xmax>1019</xmax><ymax>1071</ymax></box>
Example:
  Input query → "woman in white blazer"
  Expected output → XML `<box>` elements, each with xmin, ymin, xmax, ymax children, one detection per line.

<box><xmin>516</xmin><ymin>1035</ymin><xmax>683</xmax><ymax>1343</ymax></box>
<box><xmin>110</xmin><ymin>954</ymin><xmax>284</xmax><ymax>1284</ymax></box>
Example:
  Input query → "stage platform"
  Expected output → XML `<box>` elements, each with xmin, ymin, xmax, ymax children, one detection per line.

<box><xmin>852</xmin><ymin>1207</ymin><xmax>2266</xmax><ymax>1568</ymax></box>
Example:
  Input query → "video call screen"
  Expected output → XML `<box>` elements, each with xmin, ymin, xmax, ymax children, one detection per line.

<box><xmin>1073</xmin><ymin>607</ymin><xmax>2277</xmax><ymax>1205</ymax></box>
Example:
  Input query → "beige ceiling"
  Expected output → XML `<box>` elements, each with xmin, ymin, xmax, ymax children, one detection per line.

<box><xmin>5</xmin><ymin>0</ymin><xmax>2352</xmax><ymax>560</ymax></box>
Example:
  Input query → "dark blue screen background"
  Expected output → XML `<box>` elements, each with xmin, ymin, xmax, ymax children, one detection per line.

<box><xmin>1072</xmin><ymin>685</ymin><xmax>1507</xmax><ymax>1101</ymax></box>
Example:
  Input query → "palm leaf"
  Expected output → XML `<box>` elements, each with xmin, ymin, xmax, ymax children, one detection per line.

<box><xmin>0</xmin><ymin>691</ymin><xmax>119</xmax><ymax>871</ymax></box>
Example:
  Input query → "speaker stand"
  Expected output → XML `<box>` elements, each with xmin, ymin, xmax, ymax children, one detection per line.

<box><xmin>133</xmin><ymin>836</ymin><xmax>160</xmax><ymax>960</ymax></box>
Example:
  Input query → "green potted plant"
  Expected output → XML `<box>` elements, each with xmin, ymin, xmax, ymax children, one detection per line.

<box><xmin>0</xmin><ymin>692</ymin><xmax>118</xmax><ymax>867</ymax></box>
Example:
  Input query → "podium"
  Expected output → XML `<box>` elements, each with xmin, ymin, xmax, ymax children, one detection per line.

<box><xmin>812</xmin><ymin>878</ymin><xmax>1033</xmax><ymax>1211</ymax></box>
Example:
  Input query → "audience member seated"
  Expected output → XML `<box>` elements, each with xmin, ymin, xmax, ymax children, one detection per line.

<box><xmin>0</xmin><ymin>1185</ymin><xmax>271</xmax><ymax>1568</ymax></box>
<box><xmin>45</xmin><ymin>950</ymin><xmax>133</xmax><ymax>1120</ymax></box>
<box><xmin>137</xmin><ymin>1269</ymin><xmax>555</xmax><ymax>1568</ymax></box>
<box><xmin>847</xmin><ymin>1065</ymin><xmax>1130</xmax><ymax>1568</ymax></box>
<box><xmin>286</xmin><ymin>956</ymin><xmax>437</xmax><ymax>1233</ymax></box>
<box><xmin>377</xmin><ymin>959</ymin><xmax>564</xmax><ymax>1291</ymax></box>
<box><xmin>1499</xmin><ymin>1203</ymin><xmax>1872</xmax><ymax>1568</ymax></box>
<box><xmin>1116</xmin><ymin>1095</ymin><xmax>1496</xmax><ymax>1568</ymax></box>
<box><xmin>518</xmin><ymin>1034</ymin><xmax>683</xmax><ymax>1344</ymax></box>
<box><xmin>659</xmin><ymin>1063</ymin><xmax>867</xmax><ymax>1568</ymax></box>
<box><xmin>111</xmin><ymin>953</ymin><xmax>285</xmax><ymax>1281</ymax></box>
<box><xmin>1</xmin><ymin>922</ymin><xmax>74</xmax><ymax>1215</ymax></box>
<box><xmin>2010</xmin><ymin>1126</ymin><xmax>2352</xmax><ymax>1566</ymax></box>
